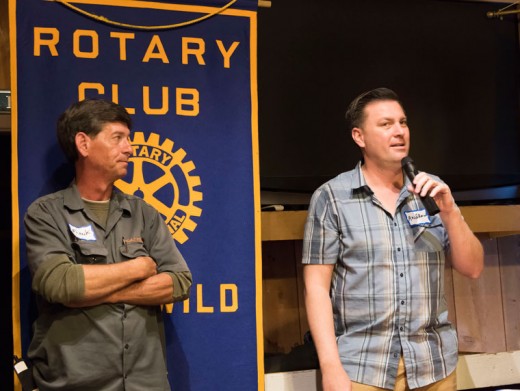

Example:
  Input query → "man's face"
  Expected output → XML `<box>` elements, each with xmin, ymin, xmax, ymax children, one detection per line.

<box><xmin>85</xmin><ymin>122</ymin><xmax>133</xmax><ymax>181</ymax></box>
<box><xmin>352</xmin><ymin>100</ymin><xmax>410</xmax><ymax>167</ymax></box>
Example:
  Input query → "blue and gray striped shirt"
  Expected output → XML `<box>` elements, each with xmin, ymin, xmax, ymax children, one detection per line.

<box><xmin>302</xmin><ymin>162</ymin><xmax>458</xmax><ymax>389</ymax></box>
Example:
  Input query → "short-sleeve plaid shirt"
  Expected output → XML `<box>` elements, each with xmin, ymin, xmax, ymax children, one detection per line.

<box><xmin>302</xmin><ymin>162</ymin><xmax>458</xmax><ymax>390</ymax></box>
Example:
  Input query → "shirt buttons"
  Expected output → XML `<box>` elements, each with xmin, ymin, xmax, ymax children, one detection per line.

<box><xmin>124</xmin><ymin>344</ymin><xmax>129</xmax><ymax>349</ymax></box>
<box><xmin>400</xmin><ymin>273</ymin><xmax>404</xmax><ymax>277</ymax></box>
<box><xmin>397</xmin><ymin>247</ymin><xmax>401</xmax><ymax>252</ymax></box>
<box><xmin>400</xmin><ymin>326</ymin><xmax>404</xmax><ymax>331</ymax></box>
<box><xmin>401</xmin><ymin>300</ymin><xmax>405</xmax><ymax>305</ymax></box>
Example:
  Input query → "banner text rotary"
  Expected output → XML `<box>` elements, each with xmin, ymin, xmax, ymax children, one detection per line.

<box><xmin>34</xmin><ymin>27</ymin><xmax>240</xmax><ymax>67</ymax></box>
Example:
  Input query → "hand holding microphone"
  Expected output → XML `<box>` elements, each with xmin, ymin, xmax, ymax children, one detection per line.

<box><xmin>401</xmin><ymin>157</ymin><xmax>440</xmax><ymax>216</ymax></box>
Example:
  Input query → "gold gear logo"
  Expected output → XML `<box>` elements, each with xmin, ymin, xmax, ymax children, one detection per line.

<box><xmin>115</xmin><ymin>131</ymin><xmax>202</xmax><ymax>244</ymax></box>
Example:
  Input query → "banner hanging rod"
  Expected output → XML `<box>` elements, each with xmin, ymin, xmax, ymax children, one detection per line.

<box><xmin>486</xmin><ymin>2</ymin><xmax>519</xmax><ymax>18</ymax></box>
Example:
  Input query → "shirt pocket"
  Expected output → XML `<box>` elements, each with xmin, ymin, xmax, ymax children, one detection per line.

<box><xmin>119</xmin><ymin>240</ymin><xmax>149</xmax><ymax>260</ymax></box>
<box><xmin>72</xmin><ymin>241</ymin><xmax>109</xmax><ymax>264</ymax></box>
<box><xmin>412</xmin><ymin>223</ymin><xmax>445</xmax><ymax>252</ymax></box>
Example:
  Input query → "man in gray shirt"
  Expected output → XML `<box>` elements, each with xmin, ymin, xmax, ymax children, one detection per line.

<box><xmin>24</xmin><ymin>99</ymin><xmax>192</xmax><ymax>390</ymax></box>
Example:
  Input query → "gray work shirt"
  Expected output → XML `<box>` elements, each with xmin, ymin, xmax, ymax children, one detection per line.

<box><xmin>24</xmin><ymin>183</ymin><xmax>191</xmax><ymax>391</ymax></box>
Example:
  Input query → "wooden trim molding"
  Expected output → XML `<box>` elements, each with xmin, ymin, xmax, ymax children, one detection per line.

<box><xmin>261</xmin><ymin>206</ymin><xmax>520</xmax><ymax>241</ymax></box>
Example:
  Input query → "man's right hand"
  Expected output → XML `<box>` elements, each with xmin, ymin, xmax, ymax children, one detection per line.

<box><xmin>132</xmin><ymin>256</ymin><xmax>158</xmax><ymax>279</ymax></box>
<box><xmin>322</xmin><ymin>365</ymin><xmax>352</xmax><ymax>391</ymax></box>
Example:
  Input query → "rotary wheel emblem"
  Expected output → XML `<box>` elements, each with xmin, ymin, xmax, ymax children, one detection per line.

<box><xmin>115</xmin><ymin>131</ymin><xmax>203</xmax><ymax>244</ymax></box>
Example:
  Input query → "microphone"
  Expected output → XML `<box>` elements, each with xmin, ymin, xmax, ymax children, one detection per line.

<box><xmin>401</xmin><ymin>157</ymin><xmax>440</xmax><ymax>216</ymax></box>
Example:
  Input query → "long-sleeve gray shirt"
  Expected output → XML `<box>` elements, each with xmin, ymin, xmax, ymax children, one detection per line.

<box><xmin>25</xmin><ymin>183</ymin><xmax>192</xmax><ymax>391</ymax></box>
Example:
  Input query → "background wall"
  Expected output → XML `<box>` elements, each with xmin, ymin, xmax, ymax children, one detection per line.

<box><xmin>258</xmin><ymin>0</ymin><xmax>520</xmax><ymax>196</ymax></box>
<box><xmin>257</xmin><ymin>0</ymin><xmax>520</xmax><ymax>387</ymax></box>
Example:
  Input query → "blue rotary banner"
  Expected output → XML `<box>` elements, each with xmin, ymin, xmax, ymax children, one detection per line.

<box><xmin>11</xmin><ymin>0</ymin><xmax>262</xmax><ymax>389</ymax></box>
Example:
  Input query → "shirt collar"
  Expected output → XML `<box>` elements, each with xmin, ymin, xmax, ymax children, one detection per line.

<box><xmin>352</xmin><ymin>161</ymin><xmax>374</xmax><ymax>196</ymax></box>
<box><xmin>351</xmin><ymin>161</ymin><xmax>416</xmax><ymax>197</ymax></box>
<box><xmin>63</xmin><ymin>181</ymin><xmax>132</xmax><ymax>216</ymax></box>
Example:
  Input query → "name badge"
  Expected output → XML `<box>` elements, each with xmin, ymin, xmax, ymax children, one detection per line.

<box><xmin>404</xmin><ymin>209</ymin><xmax>431</xmax><ymax>227</ymax></box>
<box><xmin>69</xmin><ymin>224</ymin><xmax>96</xmax><ymax>241</ymax></box>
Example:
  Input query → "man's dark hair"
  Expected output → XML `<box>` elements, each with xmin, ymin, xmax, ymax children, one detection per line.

<box><xmin>345</xmin><ymin>87</ymin><xmax>403</xmax><ymax>130</ymax></box>
<box><xmin>57</xmin><ymin>99</ymin><xmax>132</xmax><ymax>162</ymax></box>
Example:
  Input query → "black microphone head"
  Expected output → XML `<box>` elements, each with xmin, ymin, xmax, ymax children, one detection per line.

<box><xmin>401</xmin><ymin>156</ymin><xmax>418</xmax><ymax>180</ymax></box>
<box><xmin>401</xmin><ymin>156</ymin><xmax>413</xmax><ymax>167</ymax></box>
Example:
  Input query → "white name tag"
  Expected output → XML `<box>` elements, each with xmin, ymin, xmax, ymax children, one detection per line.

<box><xmin>404</xmin><ymin>209</ymin><xmax>431</xmax><ymax>227</ymax></box>
<box><xmin>69</xmin><ymin>224</ymin><xmax>96</xmax><ymax>241</ymax></box>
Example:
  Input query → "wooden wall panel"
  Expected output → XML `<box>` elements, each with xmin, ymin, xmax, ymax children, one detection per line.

<box><xmin>262</xmin><ymin>234</ymin><xmax>518</xmax><ymax>356</ymax></box>
<box><xmin>262</xmin><ymin>240</ymin><xmax>304</xmax><ymax>354</ymax></box>
<box><xmin>453</xmin><ymin>236</ymin><xmax>506</xmax><ymax>353</ymax></box>
<box><xmin>293</xmin><ymin>240</ymin><xmax>309</xmax><ymax>340</ymax></box>
<box><xmin>262</xmin><ymin>232</ymin><xmax>520</xmax><ymax>359</ymax></box>
<box><xmin>498</xmin><ymin>235</ymin><xmax>520</xmax><ymax>351</ymax></box>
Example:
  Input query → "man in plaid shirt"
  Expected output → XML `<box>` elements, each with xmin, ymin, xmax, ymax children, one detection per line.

<box><xmin>303</xmin><ymin>88</ymin><xmax>483</xmax><ymax>391</ymax></box>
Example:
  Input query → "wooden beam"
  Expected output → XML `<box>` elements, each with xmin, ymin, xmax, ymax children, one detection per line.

<box><xmin>262</xmin><ymin>206</ymin><xmax>520</xmax><ymax>241</ymax></box>
<box><xmin>261</xmin><ymin>211</ymin><xmax>307</xmax><ymax>241</ymax></box>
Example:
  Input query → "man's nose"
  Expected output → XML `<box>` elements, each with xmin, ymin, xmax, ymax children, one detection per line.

<box><xmin>393</xmin><ymin>123</ymin><xmax>406</xmax><ymax>135</ymax></box>
<box><xmin>123</xmin><ymin>137</ymin><xmax>133</xmax><ymax>155</ymax></box>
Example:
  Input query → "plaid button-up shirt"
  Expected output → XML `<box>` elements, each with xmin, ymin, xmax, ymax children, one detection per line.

<box><xmin>302</xmin><ymin>162</ymin><xmax>458</xmax><ymax>390</ymax></box>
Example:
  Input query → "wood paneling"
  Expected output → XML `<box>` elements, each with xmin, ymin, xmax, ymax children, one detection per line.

<box><xmin>293</xmin><ymin>241</ymin><xmax>309</xmax><ymax>340</ymax></box>
<box><xmin>262</xmin><ymin>211</ymin><xmax>307</xmax><ymax>241</ymax></box>
<box><xmin>263</xmin><ymin>241</ymin><xmax>305</xmax><ymax>354</ymax></box>
<box><xmin>453</xmin><ymin>235</ymin><xmax>506</xmax><ymax>352</ymax></box>
<box><xmin>462</xmin><ymin>206</ymin><xmax>520</xmax><ymax>235</ymax></box>
<box><xmin>498</xmin><ymin>235</ymin><xmax>520</xmax><ymax>351</ymax></box>
<box><xmin>263</xmin><ymin>221</ymin><xmax>520</xmax><ymax>356</ymax></box>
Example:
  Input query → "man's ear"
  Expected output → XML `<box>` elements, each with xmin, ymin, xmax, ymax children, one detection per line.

<box><xmin>75</xmin><ymin>132</ymin><xmax>90</xmax><ymax>157</ymax></box>
<box><xmin>352</xmin><ymin>127</ymin><xmax>365</xmax><ymax>148</ymax></box>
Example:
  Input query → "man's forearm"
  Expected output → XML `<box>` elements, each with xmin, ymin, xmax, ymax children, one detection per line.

<box><xmin>72</xmin><ymin>256</ymin><xmax>158</xmax><ymax>305</ymax></box>
<box><xmin>442</xmin><ymin>207</ymin><xmax>484</xmax><ymax>278</ymax></box>
<box><xmin>108</xmin><ymin>273</ymin><xmax>175</xmax><ymax>305</ymax></box>
<box><xmin>67</xmin><ymin>272</ymin><xmax>174</xmax><ymax>307</ymax></box>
